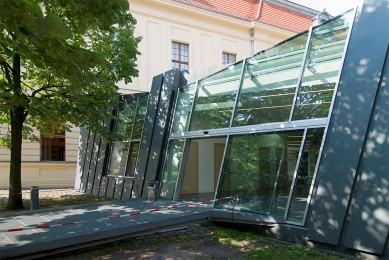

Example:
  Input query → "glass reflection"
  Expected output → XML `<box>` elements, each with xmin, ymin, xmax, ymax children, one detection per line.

<box><xmin>216</xmin><ymin>130</ymin><xmax>304</xmax><ymax>215</ymax></box>
<box><xmin>189</xmin><ymin>62</ymin><xmax>243</xmax><ymax>131</ymax></box>
<box><xmin>159</xmin><ymin>139</ymin><xmax>185</xmax><ymax>200</ymax></box>
<box><xmin>287</xmin><ymin>128</ymin><xmax>324</xmax><ymax>223</ymax></box>
<box><xmin>125</xmin><ymin>141</ymin><xmax>139</xmax><ymax>177</ymax></box>
<box><xmin>107</xmin><ymin>100</ymin><xmax>137</xmax><ymax>176</ymax></box>
<box><xmin>234</xmin><ymin>33</ymin><xmax>308</xmax><ymax>126</ymax></box>
<box><xmin>293</xmin><ymin>12</ymin><xmax>353</xmax><ymax>120</ymax></box>
<box><xmin>132</xmin><ymin>94</ymin><xmax>148</xmax><ymax>139</ymax></box>
<box><xmin>172</xmin><ymin>84</ymin><xmax>196</xmax><ymax>133</ymax></box>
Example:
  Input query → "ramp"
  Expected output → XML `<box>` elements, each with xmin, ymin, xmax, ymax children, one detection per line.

<box><xmin>0</xmin><ymin>199</ymin><xmax>213</xmax><ymax>259</ymax></box>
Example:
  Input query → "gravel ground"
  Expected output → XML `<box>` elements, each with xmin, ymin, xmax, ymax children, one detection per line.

<box><xmin>0</xmin><ymin>188</ymin><xmax>82</xmax><ymax>203</ymax></box>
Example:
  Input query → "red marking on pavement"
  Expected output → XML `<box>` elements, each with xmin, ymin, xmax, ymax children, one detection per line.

<box><xmin>186</xmin><ymin>203</ymin><xmax>194</xmax><ymax>206</ymax></box>
<box><xmin>8</xmin><ymin>228</ymin><xmax>23</xmax><ymax>232</ymax></box>
<box><xmin>149</xmin><ymin>209</ymin><xmax>159</xmax><ymax>212</ymax></box>
<box><xmin>130</xmin><ymin>211</ymin><xmax>140</xmax><ymax>216</ymax></box>
<box><xmin>62</xmin><ymin>222</ymin><xmax>75</xmax><ymax>226</ymax></box>
<box><xmin>36</xmin><ymin>225</ymin><xmax>50</xmax><ymax>229</ymax></box>
<box><xmin>109</xmin><ymin>215</ymin><xmax>120</xmax><ymax>219</ymax></box>
<box><xmin>202</xmin><ymin>200</ymin><xmax>211</xmax><ymax>204</ymax></box>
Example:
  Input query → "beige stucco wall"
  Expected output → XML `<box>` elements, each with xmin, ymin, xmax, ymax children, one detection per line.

<box><xmin>0</xmin><ymin>0</ymin><xmax>303</xmax><ymax>189</ymax></box>
<box><xmin>119</xmin><ymin>0</ymin><xmax>296</xmax><ymax>93</ymax></box>
<box><xmin>0</xmin><ymin>125</ymin><xmax>79</xmax><ymax>189</ymax></box>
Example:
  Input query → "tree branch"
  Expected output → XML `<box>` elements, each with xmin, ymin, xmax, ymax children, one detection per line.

<box><xmin>31</xmin><ymin>85</ymin><xmax>65</xmax><ymax>97</ymax></box>
<box><xmin>0</xmin><ymin>60</ymin><xmax>13</xmax><ymax>85</ymax></box>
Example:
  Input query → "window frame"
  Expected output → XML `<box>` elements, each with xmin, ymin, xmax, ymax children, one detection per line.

<box><xmin>172</xmin><ymin>41</ymin><xmax>189</xmax><ymax>70</ymax></box>
<box><xmin>222</xmin><ymin>52</ymin><xmax>236</xmax><ymax>65</ymax></box>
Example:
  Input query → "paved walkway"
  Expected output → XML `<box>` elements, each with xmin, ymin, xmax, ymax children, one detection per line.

<box><xmin>0</xmin><ymin>198</ymin><xmax>213</xmax><ymax>259</ymax></box>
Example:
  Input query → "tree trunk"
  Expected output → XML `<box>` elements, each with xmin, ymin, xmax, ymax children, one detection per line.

<box><xmin>7</xmin><ymin>54</ymin><xmax>25</xmax><ymax>210</ymax></box>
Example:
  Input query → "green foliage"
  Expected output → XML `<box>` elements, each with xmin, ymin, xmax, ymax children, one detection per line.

<box><xmin>0</xmin><ymin>0</ymin><xmax>141</xmax><ymax>145</ymax></box>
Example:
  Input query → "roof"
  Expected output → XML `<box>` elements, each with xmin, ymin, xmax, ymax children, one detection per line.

<box><xmin>173</xmin><ymin>0</ymin><xmax>319</xmax><ymax>32</ymax></box>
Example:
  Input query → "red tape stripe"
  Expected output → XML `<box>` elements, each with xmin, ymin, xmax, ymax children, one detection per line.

<box><xmin>36</xmin><ymin>225</ymin><xmax>50</xmax><ymax>229</ymax></box>
<box><xmin>109</xmin><ymin>215</ymin><xmax>120</xmax><ymax>219</ymax></box>
<box><xmin>8</xmin><ymin>228</ymin><xmax>23</xmax><ymax>232</ymax></box>
<box><xmin>186</xmin><ymin>203</ymin><xmax>194</xmax><ymax>206</ymax></box>
<box><xmin>168</xmin><ymin>205</ymin><xmax>178</xmax><ymax>209</ymax></box>
<box><xmin>149</xmin><ymin>209</ymin><xmax>159</xmax><ymax>212</ymax></box>
<box><xmin>218</xmin><ymin>197</ymin><xmax>225</xmax><ymax>201</ymax></box>
<box><xmin>130</xmin><ymin>211</ymin><xmax>140</xmax><ymax>216</ymax></box>
<box><xmin>62</xmin><ymin>222</ymin><xmax>75</xmax><ymax>226</ymax></box>
<box><xmin>202</xmin><ymin>200</ymin><xmax>210</xmax><ymax>204</ymax></box>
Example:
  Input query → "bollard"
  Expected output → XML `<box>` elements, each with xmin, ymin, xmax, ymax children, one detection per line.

<box><xmin>148</xmin><ymin>181</ymin><xmax>159</xmax><ymax>201</ymax></box>
<box><xmin>30</xmin><ymin>186</ymin><xmax>39</xmax><ymax>210</ymax></box>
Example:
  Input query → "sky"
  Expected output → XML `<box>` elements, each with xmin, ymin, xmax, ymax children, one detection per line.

<box><xmin>288</xmin><ymin>0</ymin><xmax>360</xmax><ymax>16</ymax></box>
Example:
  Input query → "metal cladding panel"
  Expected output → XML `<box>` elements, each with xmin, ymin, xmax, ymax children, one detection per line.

<box><xmin>121</xmin><ymin>179</ymin><xmax>133</xmax><ymax>199</ymax></box>
<box><xmin>85</xmin><ymin>134</ymin><xmax>101</xmax><ymax>194</ymax></box>
<box><xmin>307</xmin><ymin>0</ymin><xmax>389</xmax><ymax>245</ymax></box>
<box><xmin>80</xmin><ymin>132</ymin><xmax>96</xmax><ymax>192</ymax></box>
<box><xmin>113</xmin><ymin>178</ymin><xmax>125</xmax><ymax>199</ymax></box>
<box><xmin>133</xmin><ymin>74</ymin><xmax>164</xmax><ymax>197</ymax></box>
<box><xmin>105</xmin><ymin>177</ymin><xmax>116</xmax><ymax>199</ymax></box>
<box><xmin>75</xmin><ymin>127</ymin><xmax>89</xmax><ymax>190</ymax></box>
<box><xmin>91</xmin><ymin>141</ymin><xmax>108</xmax><ymax>196</ymax></box>
<box><xmin>98</xmin><ymin>176</ymin><xmax>108</xmax><ymax>197</ymax></box>
<box><xmin>343</xmin><ymin>47</ymin><xmax>389</xmax><ymax>255</ymax></box>
<box><xmin>142</xmin><ymin>69</ymin><xmax>180</xmax><ymax>196</ymax></box>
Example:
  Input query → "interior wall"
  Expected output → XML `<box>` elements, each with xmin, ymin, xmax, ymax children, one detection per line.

<box><xmin>197</xmin><ymin>137</ymin><xmax>226</xmax><ymax>193</ymax></box>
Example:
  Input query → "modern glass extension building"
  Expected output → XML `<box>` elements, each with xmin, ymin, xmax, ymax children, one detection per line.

<box><xmin>77</xmin><ymin>1</ymin><xmax>389</xmax><ymax>258</ymax></box>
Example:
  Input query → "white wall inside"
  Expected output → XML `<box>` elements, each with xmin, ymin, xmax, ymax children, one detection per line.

<box><xmin>196</xmin><ymin>137</ymin><xmax>226</xmax><ymax>193</ymax></box>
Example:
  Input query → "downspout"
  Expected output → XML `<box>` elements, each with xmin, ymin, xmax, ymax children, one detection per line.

<box><xmin>250</xmin><ymin>28</ymin><xmax>254</xmax><ymax>56</ymax></box>
<box><xmin>251</xmin><ymin>0</ymin><xmax>263</xmax><ymax>56</ymax></box>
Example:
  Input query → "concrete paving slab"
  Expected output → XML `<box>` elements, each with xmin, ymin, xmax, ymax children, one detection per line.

<box><xmin>0</xmin><ymin>199</ymin><xmax>213</xmax><ymax>259</ymax></box>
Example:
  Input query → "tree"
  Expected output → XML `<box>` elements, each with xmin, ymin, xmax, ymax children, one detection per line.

<box><xmin>0</xmin><ymin>0</ymin><xmax>141</xmax><ymax>209</ymax></box>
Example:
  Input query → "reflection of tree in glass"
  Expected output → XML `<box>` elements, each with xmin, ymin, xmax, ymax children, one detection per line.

<box><xmin>172</xmin><ymin>84</ymin><xmax>195</xmax><ymax>133</ymax></box>
<box><xmin>189</xmin><ymin>62</ymin><xmax>243</xmax><ymax>131</ymax></box>
<box><xmin>233</xmin><ymin>32</ymin><xmax>308</xmax><ymax>126</ymax></box>
<box><xmin>293</xmin><ymin>12</ymin><xmax>353</xmax><ymax>121</ymax></box>
<box><xmin>216</xmin><ymin>130</ymin><xmax>305</xmax><ymax>215</ymax></box>
<box><xmin>132</xmin><ymin>95</ymin><xmax>148</xmax><ymax>139</ymax></box>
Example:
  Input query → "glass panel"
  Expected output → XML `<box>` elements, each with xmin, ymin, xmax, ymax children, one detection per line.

<box><xmin>292</xmin><ymin>12</ymin><xmax>353</xmax><ymax>120</ymax></box>
<box><xmin>125</xmin><ymin>141</ymin><xmax>140</xmax><ymax>177</ymax></box>
<box><xmin>233</xmin><ymin>32</ymin><xmax>308</xmax><ymax>126</ymax></box>
<box><xmin>132</xmin><ymin>94</ymin><xmax>148</xmax><ymax>140</ymax></box>
<box><xmin>172</xmin><ymin>84</ymin><xmax>196</xmax><ymax>133</ymax></box>
<box><xmin>107</xmin><ymin>100</ymin><xmax>137</xmax><ymax>176</ymax></box>
<box><xmin>215</xmin><ymin>130</ymin><xmax>304</xmax><ymax>215</ymax></box>
<box><xmin>189</xmin><ymin>61</ymin><xmax>243</xmax><ymax>131</ymax></box>
<box><xmin>287</xmin><ymin>128</ymin><xmax>324</xmax><ymax>223</ymax></box>
<box><xmin>107</xmin><ymin>142</ymin><xmax>128</xmax><ymax>176</ymax></box>
<box><xmin>159</xmin><ymin>139</ymin><xmax>185</xmax><ymax>200</ymax></box>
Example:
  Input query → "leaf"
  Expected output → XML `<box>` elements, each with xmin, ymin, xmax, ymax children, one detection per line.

<box><xmin>18</xmin><ymin>27</ymin><xmax>36</xmax><ymax>38</ymax></box>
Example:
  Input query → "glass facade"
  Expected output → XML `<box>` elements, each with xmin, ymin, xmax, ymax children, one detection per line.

<box><xmin>106</xmin><ymin>94</ymin><xmax>148</xmax><ymax>177</ymax></box>
<box><xmin>189</xmin><ymin>62</ymin><xmax>243</xmax><ymax>131</ymax></box>
<box><xmin>159</xmin><ymin>139</ymin><xmax>185</xmax><ymax>200</ymax></box>
<box><xmin>160</xmin><ymin>11</ymin><xmax>354</xmax><ymax>225</ymax></box>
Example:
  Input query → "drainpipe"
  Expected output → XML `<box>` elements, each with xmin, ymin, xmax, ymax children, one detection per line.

<box><xmin>250</xmin><ymin>0</ymin><xmax>262</xmax><ymax>56</ymax></box>
<box><xmin>250</xmin><ymin>28</ymin><xmax>255</xmax><ymax>56</ymax></box>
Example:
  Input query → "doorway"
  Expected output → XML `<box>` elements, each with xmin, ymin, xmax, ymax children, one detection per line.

<box><xmin>179</xmin><ymin>137</ymin><xmax>227</xmax><ymax>201</ymax></box>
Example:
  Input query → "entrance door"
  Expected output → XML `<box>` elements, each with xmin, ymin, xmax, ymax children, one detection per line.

<box><xmin>181</xmin><ymin>141</ymin><xmax>199</xmax><ymax>194</ymax></box>
<box><xmin>214</xmin><ymin>143</ymin><xmax>225</xmax><ymax>190</ymax></box>
<box><xmin>179</xmin><ymin>137</ymin><xmax>227</xmax><ymax>201</ymax></box>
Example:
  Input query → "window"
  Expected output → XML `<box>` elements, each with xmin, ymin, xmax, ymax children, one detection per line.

<box><xmin>41</xmin><ymin>123</ymin><xmax>65</xmax><ymax>161</ymax></box>
<box><xmin>222</xmin><ymin>52</ymin><xmax>236</xmax><ymax>65</ymax></box>
<box><xmin>172</xmin><ymin>42</ymin><xmax>189</xmax><ymax>70</ymax></box>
